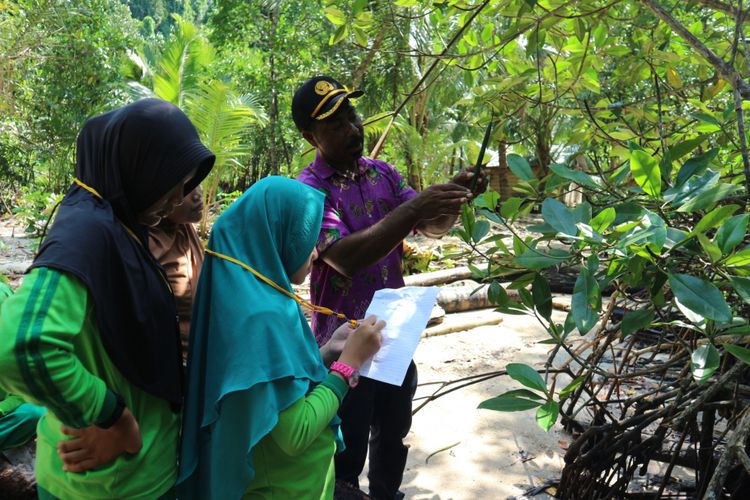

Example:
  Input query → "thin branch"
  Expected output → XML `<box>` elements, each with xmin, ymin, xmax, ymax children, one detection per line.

<box><xmin>640</xmin><ymin>0</ymin><xmax>750</xmax><ymax>99</ymax></box>
<box><xmin>699</xmin><ymin>0</ymin><xmax>750</xmax><ymax>25</ymax></box>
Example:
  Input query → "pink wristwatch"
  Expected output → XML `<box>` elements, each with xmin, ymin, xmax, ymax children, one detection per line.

<box><xmin>330</xmin><ymin>361</ymin><xmax>360</xmax><ymax>388</ymax></box>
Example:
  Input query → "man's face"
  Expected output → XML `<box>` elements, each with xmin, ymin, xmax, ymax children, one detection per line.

<box><xmin>303</xmin><ymin>102</ymin><xmax>364</xmax><ymax>170</ymax></box>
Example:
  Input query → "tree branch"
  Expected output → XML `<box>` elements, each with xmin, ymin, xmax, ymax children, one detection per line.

<box><xmin>699</xmin><ymin>0</ymin><xmax>750</xmax><ymax>25</ymax></box>
<box><xmin>640</xmin><ymin>0</ymin><xmax>750</xmax><ymax>99</ymax></box>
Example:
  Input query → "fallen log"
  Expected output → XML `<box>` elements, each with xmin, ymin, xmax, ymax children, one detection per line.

<box><xmin>404</xmin><ymin>266</ymin><xmax>477</xmax><ymax>287</ymax></box>
<box><xmin>436</xmin><ymin>284</ymin><xmax>491</xmax><ymax>313</ymax></box>
<box><xmin>423</xmin><ymin>315</ymin><xmax>504</xmax><ymax>337</ymax></box>
<box><xmin>426</xmin><ymin>305</ymin><xmax>446</xmax><ymax>326</ymax></box>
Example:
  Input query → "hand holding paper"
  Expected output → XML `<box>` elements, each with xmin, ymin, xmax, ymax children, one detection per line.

<box><xmin>358</xmin><ymin>286</ymin><xmax>440</xmax><ymax>386</ymax></box>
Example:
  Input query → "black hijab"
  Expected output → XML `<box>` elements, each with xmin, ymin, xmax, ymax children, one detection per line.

<box><xmin>31</xmin><ymin>98</ymin><xmax>215</xmax><ymax>406</ymax></box>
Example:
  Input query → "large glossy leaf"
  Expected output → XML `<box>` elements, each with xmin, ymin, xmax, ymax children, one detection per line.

<box><xmin>515</xmin><ymin>248</ymin><xmax>571</xmax><ymax>269</ymax></box>
<box><xmin>506</xmin><ymin>363</ymin><xmax>548</xmax><ymax>394</ymax></box>
<box><xmin>691</xmin><ymin>205</ymin><xmax>740</xmax><ymax>236</ymax></box>
<box><xmin>590</xmin><ymin>207</ymin><xmax>616</xmax><ymax>233</ymax></box>
<box><xmin>500</xmin><ymin>197</ymin><xmax>523</xmax><ymax>219</ymax></box>
<box><xmin>668</xmin><ymin>273</ymin><xmax>732</xmax><ymax>322</ymax></box>
<box><xmin>572</xmin><ymin>268</ymin><xmax>600</xmax><ymax>334</ymax></box>
<box><xmin>691</xmin><ymin>344</ymin><xmax>720</xmax><ymax>385</ymax></box>
<box><xmin>715</xmin><ymin>214</ymin><xmax>749</xmax><ymax>254</ymax></box>
<box><xmin>536</xmin><ymin>401</ymin><xmax>559</xmax><ymax>432</ymax></box>
<box><xmin>542</xmin><ymin>198</ymin><xmax>578</xmax><ymax>236</ymax></box>
<box><xmin>697</xmin><ymin>234</ymin><xmax>722</xmax><ymax>263</ymax></box>
<box><xmin>621</xmin><ymin>309</ymin><xmax>654</xmax><ymax>337</ymax></box>
<box><xmin>677</xmin><ymin>183</ymin><xmax>741</xmax><ymax>213</ymax></box>
<box><xmin>724</xmin><ymin>344</ymin><xmax>750</xmax><ymax>366</ymax></box>
<box><xmin>730</xmin><ymin>276</ymin><xmax>750</xmax><ymax>305</ymax></box>
<box><xmin>726</xmin><ymin>248</ymin><xmax>750</xmax><ymax>267</ymax></box>
<box><xmin>507</xmin><ymin>154</ymin><xmax>535</xmax><ymax>180</ymax></box>
<box><xmin>532</xmin><ymin>273</ymin><xmax>552</xmax><ymax>320</ymax></box>
<box><xmin>676</xmin><ymin>148</ymin><xmax>718</xmax><ymax>186</ymax></box>
<box><xmin>478</xmin><ymin>392</ymin><xmax>543</xmax><ymax>412</ymax></box>
<box><xmin>558</xmin><ymin>377</ymin><xmax>584</xmax><ymax>400</ymax></box>
<box><xmin>630</xmin><ymin>150</ymin><xmax>661</xmax><ymax>197</ymax></box>
<box><xmin>549</xmin><ymin>163</ymin><xmax>603</xmax><ymax>190</ymax></box>
<box><xmin>664</xmin><ymin>170</ymin><xmax>720</xmax><ymax>206</ymax></box>
<box><xmin>472</xmin><ymin>220</ymin><xmax>490</xmax><ymax>243</ymax></box>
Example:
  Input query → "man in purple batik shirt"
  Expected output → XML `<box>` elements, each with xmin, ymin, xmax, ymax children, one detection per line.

<box><xmin>293</xmin><ymin>76</ymin><xmax>487</xmax><ymax>500</ymax></box>
<box><xmin>297</xmin><ymin>152</ymin><xmax>419</xmax><ymax>345</ymax></box>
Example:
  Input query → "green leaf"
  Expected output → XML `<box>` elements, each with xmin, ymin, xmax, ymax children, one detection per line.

<box><xmin>542</xmin><ymin>198</ymin><xmax>578</xmax><ymax>236</ymax></box>
<box><xmin>500</xmin><ymin>197</ymin><xmax>523</xmax><ymax>219</ymax></box>
<box><xmin>478</xmin><ymin>208</ymin><xmax>503</xmax><ymax>224</ymax></box>
<box><xmin>665</xmin><ymin>170</ymin><xmax>720</xmax><ymax>206</ymax></box>
<box><xmin>691</xmin><ymin>112</ymin><xmax>720</xmax><ymax>126</ymax></box>
<box><xmin>532</xmin><ymin>274</ymin><xmax>552</xmax><ymax>320</ymax></box>
<box><xmin>507</xmin><ymin>154</ymin><xmax>535</xmax><ymax>181</ymax></box>
<box><xmin>572</xmin><ymin>268</ymin><xmax>600</xmax><ymax>334</ymax></box>
<box><xmin>506</xmin><ymin>363</ymin><xmax>548</xmax><ymax>394</ymax></box>
<box><xmin>549</xmin><ymin>163</ymin><xmax>603</xmax><ymax>190</ymax></box>
<box><xmin>558</xmin><ymin>377</ymin><xmax>584</xmax><ymax>400</ymax></box>
<box><xmin>698</xmin><ymin>234</ymin><xmax>722</xmax><ymax>263</ymax></box>
<box><xmin>729</xmin><ymin>276</ymin><xmax>750</xmax><ymax>305</ymax></box>
<box><xmin>676</xmin><ymin>148</ymin><xmax>718</xmax><ymax>186</ymax></box>
<box><xmin>724</xmin><ymin>344</ymin><xmax>750</xmax><ymax>366</ymax></box>
<box><xmin>536</xmin><ymin>401</ymin><xmax>559</xmax><ymax>432</ymax></box>
<box><xmin>500</xmin><ymin>389</ymin><xmax>545</xmax><ymax>401</ymax></box>
<box><xmin>329</xmin><ymin>24</ymin><xmax>348</xmax><ymax>45</ymax></box>
<box><xmin>571</xmin><ymin>202</ymin><xmax>592</xmax><ymax>226</ymax></box>
<box><xmin>691</xmin><ymin>205</ymin><xmax>740</xmax><ymax>236</ymax></box>
<box><xmin>630</xmin><ymin>150</ymin><xmax>661</xmax><ymax>197</ymax></box>
<box><xmin>691</xmin><ymin>344</ymin><xmax>720</xmax><ymax>385</ymax></box>
<box><xmin>324</xmin><ymin>6</ymin><xmax>347</xmax><ymax>25</ymax></box>
<box><xmin>515</xmin><ymin>248</ymin><xmax>571</xmax><ymax>270</ymax></box>
<box><xmin>478</xmin><ymin>393</ymin><xmax>543</xmax><ymax>412</ymax></box>
<box><xmin>590</xmin><ymin>207</ymin><xmax>616</xmax><ymax>233</ymax></box>
<box><xmin>677</xmin><ymin>183</ymin><xmax>740</xmax><ymax>213</ymax></box>
<box><xmin>472</xmin><ymin>220</ymin><xmax>490</xmax><ymax>243</ymax></box>
<box><xmin>665</xmin><ymin>136</ymin><xmax>706</xmax><ymax>166</ymax></box>
<box><xmin>475</xmin><ymin>191</ymin><xmax>500</xmax><ymax>210</ymax></box>
<box><xmin>621</xmin><ymin>309</ymin><xmax>654</xmax><ymax>337</ymax></box>
<box><xmin>715</xmin><ymin>214</ymin><xmax>748</xmax><ymax>254</ymax></box>
<box><xmin>564</xmin><ymin>312</ymin><xmax>577</xmax><ymax>334</ymax></box>
<box><xmin>488</xmin><ymin>281</ymin><xmax>509</xmax><ymax>306</ymax></box>
<box><xmin>726</xmin><ymin>248</ymin><xmax>750</xmax><ymax>267</ymax></box>
<box><xmin>574</xmin><ymin>18</ymin><xmax>586</xmax><ymax>42</ymax></box>
<box><xmin>668</xmin><ymin>273</ymin><xmax>732</xmax><ymax>322</ymax></box>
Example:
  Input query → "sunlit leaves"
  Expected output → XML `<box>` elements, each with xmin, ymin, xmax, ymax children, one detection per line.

<box><xmin>572</xmin><ymin>267</ymin><xmax>600</xmax><ymax>334</ymax></box>
<box><xmin>691</xmin><ymin>344</ymin><xmax>720</xmax><ymax>385</ymax></box>
<box><xmin>715</xmin><ymin>215</ymin><xmax>749</xmax><ymax>254</ymax></box>
<box><xmin>542</xmin><ymin>198</ymin><xmax>578</xmax><ymax>236</ymax></box>
<box><xmin>629</xmin><ymin>150</ymin><xmax>661</xmax><ymax>197</ymax></box>
<box><xmin>668</xmin><ymin>273</ymin><xmax>732</xmax><ymax>322</ymax></box>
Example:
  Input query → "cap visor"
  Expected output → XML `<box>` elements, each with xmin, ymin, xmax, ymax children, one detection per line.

<box><xmin>315</xmin><ymin>91</ymin><xmax>364</xmax><ymax>121</ymax></box>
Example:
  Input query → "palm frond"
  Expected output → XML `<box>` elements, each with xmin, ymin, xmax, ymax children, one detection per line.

<box><xmin>152</xmin><ymin>14</ymin><xmax>214</xmax><ymax>107</ymax></box>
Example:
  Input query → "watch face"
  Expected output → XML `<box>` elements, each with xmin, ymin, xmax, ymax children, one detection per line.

<box><xmin>349</xmin><ymin>371</ymin><xmax>360</xmax><ymax>388</ymax></box>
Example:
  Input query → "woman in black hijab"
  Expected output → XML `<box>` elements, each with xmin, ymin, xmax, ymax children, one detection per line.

<box><xmin>0</xmin><ymin>98</ymin><xmax>215</xmax><ymax>499</ymax></box>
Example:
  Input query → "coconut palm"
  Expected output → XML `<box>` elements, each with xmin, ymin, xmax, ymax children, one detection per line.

<box><xmin>122</xmin><ymin>14</ymin><xmax>267</xmax><ymax>230</ymax></box>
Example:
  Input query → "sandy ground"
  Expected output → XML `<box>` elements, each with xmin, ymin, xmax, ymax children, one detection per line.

<box><xmin>355</xmin><ymin>310</ymin><xmax>571</xmax><ymax>500</ymax></box>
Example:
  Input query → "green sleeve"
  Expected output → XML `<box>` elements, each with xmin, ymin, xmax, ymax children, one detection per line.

<box><xmin>269</xmin><ymin>374</ymin><xmax>348</xmax><ymax>457</ymax></box>
<box><xmin>0</xmin><ymin>267</ymin><xmax>118</xmax><ymax>428</ymax></box>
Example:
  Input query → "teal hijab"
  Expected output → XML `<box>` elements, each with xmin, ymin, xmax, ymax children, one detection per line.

<box><xmin>177</xmin><ymin>176</ymin><xmax>335</xmax><ymax>499</ymax></box>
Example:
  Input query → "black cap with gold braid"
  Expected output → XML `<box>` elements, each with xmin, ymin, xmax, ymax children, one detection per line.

<box><xmin>292</xmin><ymin>76</ymin><xmax>364</xmax><ymax>131</ymax></box>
